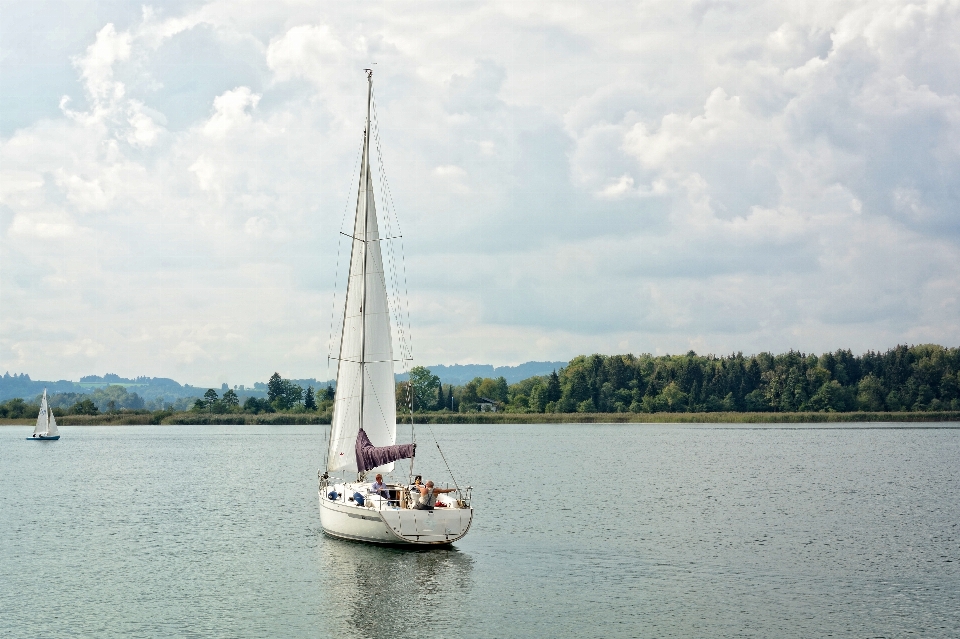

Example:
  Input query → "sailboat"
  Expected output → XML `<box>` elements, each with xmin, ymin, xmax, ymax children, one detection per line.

<box><xmin>318</xmin><ymin>70</ymin><xmax>473</xmax><ymax>546</ymax></box>
<box><xmin>27</xmin><ymin>389</ymin><xmax>60</xmax><ymax>441</ymax></box>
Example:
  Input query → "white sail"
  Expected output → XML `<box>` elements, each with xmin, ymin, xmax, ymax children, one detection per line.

<box><xmin>327</xmin><ymin>72</ymin><xmax>397</xmax><ymax>474</ymax></box>
<box><xmin>34</xmin><ymin>389</ymin><xmax>50</xmax><ymax>436</ymax></box>
<box><xmin>47</xmin><ymin>404</ymin><xmax>59</xmax><ymax>437</ymax></box>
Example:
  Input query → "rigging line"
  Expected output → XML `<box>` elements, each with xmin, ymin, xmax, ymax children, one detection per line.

<box><xmin>370</xmin><ymin>90</ymin><xmax>412</xmax><ymax>367</ymax></box>
<box><xmin>327</xmin><ymin>125</ymin><xmax>366</xmax><ymax>469</ymax></box>
<box><xmin>397</xmin><ymin>228</ymin><xmax>414</xmax><ymax>365</ymax></box>
<box><xmin>383</xmin><ymin>231</ymin><xmax>407</xmax><ymax>363</ymax></box>
<box><xmin>370</xmin><ymin>131</ymin><xmax>406</xmax><ymax>363</ymax></box>
<box><xmin>360</xmin><ymin>361</ymin><xmax>395</xmax><ymax>473</ymax></box>
<box><xmin>327</xmin><ymin>131</ymin><xmax>365</xmax><ymax>367</ymax></box>
<box><xmin>373</xmin><ymin>94</ymin><xmax>413</xmax><ymax>361</ymax></box>
<box><xmin>325</xmin><ymin>132</ymin><xmax>366</xmax><ymax>472</ymax></box>
<box><xmin>407</xmin><ymin>376</ymin><xmax>415</xmax><ymax>483</ymax></box>
<box><xmin>372</xmin><ymin>102</ymin><xmax>415</xmax><ymax>367</ymax></box>
<box><xmin>327</xmin><ymin>357</ymin><xmax>363</xmax><ymax>448</ymax></box>
<box><xmin>339</xmin><ymin>231</ymin><xmax>404</xmax><ymax>243</ymax></box>
<box><xmin>370</xmin><ymin>86</ymin><xmax>415</xmax><ymax>476</ymax></box>
<box><xmin>371</xmin><ymin>90</ymin><xmax>403</xmax><ymax>238</ymax></box>
<box><xmin>372</xmin><ymin>110</ymin><xmax>415</xmax><ymax>484</ymax></box>
<box><xmin>425</xmin><ymin>421</ymin><xmax>463</xmax><ymax>498</ymax></box>
<box><xmin>376</xmin><ymin>133</ymin><xmax>412</xmax><ymax>366</ymax></box>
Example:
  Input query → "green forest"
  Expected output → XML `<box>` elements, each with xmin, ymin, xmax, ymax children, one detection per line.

<box><xmin>402</xmin><ymin>344</ymin><xmax>960</xmax><ymax>414</ymax></box>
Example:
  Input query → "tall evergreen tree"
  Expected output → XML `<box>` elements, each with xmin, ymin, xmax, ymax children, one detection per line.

<box><xmin>304</xmin><ymin>386</ymin><xmax>317</xmax><ymax>410</ymax></box>
<box><xmin>222</xmin><ymin>389</ymin><xmax>239</xmax><ymax>408</ymax></box>
<box><xmin>546</xmin><ymin>370</ymin><xmax>562</xmax><ymax>402</ymax></box>
<box><xmin>267</xmin><ymin>372</ymin><xmax>283</xmax><ymax>403</ymax></box>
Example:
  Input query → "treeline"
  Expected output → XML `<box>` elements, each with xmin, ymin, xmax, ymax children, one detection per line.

<box><xmin>0</xmin><ymin>372</ymin><xmax>336</xmax><ymax>419</ymax></box>
<box><xmin>191</xmin><ymin>373</ymin><xmax>335</xmax><ymax>415</ymax></box>
<box><xmin>400</xmin><ymin>345</ymin><xmax>960</xmax><ymax>414</ymax></box>
<box><xmin>5</xmin><ymin>345</ymin><xmax>957</xmax><ymax>421</ymax></box>
<box><xmin>0</xmin><ymin>390</ymin><xmax>143</xmax><ymax>419</ymax></box>
<box><xmin>0</xmin><ymin>385</ymin><xmax>197</xmax><ymax>418</ymax></box>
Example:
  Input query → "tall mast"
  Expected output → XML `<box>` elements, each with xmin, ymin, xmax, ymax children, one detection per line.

<box><xmin>357</xmin><ymin>68</ymin><xmax>373</xmax><ymax>478</ymax></box>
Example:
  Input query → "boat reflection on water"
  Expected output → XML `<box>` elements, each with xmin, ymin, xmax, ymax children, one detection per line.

<box><xmin>316</xmin><ymin>536</ymin><xmax>474</xmax><ymax>637</ymax></box>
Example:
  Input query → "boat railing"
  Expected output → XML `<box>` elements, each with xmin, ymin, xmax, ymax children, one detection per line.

<box><xmin>365</xmin><ymin>486</ymin><xmax>473</xmax><ymax>511</ymax></box>
<box><xmin>317</xmin><ymin>475</ymin><xmax>473</xmax><ymax>511</ymax></box>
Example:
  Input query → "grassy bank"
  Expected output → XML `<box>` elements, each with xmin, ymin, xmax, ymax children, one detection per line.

<box><xmin>0</xmin><ymin>413</ymin><xmax>331</xmax><ymax>426</ymax></box>
<box><xmin>4</xmin><ymin>410</ymin><xmax>960</xmax><ymax>426</ymax></box>
<box><xmin>406</xmin><ymin>411</ymin><xmax>960</xmax><ymax>424</ymax></box>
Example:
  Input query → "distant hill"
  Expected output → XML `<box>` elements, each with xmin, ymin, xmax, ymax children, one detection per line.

<box><xmin>0</xmin><ymin>372</ymin><xmax>209</xmax><ymax>403</ymax></box>
<box><xmin>0</xmin><ymin>373</ymin><xmax>80</xmax><ymax>401</ymax></box>
<box><xmin>398</xmin><ymin>361</ymin><xmax>568</xmax><ymax>385</ymax></box>
<box><xmin>0</xmin><ymin>363</ymin><xmax>559</xmax><ymax>403</ymax></box>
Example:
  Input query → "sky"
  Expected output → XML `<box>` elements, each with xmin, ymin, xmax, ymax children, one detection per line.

<box><xmin>1</xmin><ymin>0</ymin><xmax>959</xmax><ymax>386</ymax></box>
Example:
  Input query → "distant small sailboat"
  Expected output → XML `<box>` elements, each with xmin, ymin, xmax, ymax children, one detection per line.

<box><xmin>28</xmin><ymin>389</ymin><xmax>60</xmax><ymax>441</ymax></box>
<box><xmin>318</xmin><ymin>70</ymin><xmax>473</xmax><ymax>546</ymax></box>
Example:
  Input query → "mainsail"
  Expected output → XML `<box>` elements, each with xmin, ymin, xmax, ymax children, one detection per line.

<box><xmin>34</xmin><ymin>390</ymin><xmax>49</xmax><ymax>436</ymax></box>
<box><xmin>327</xmin><ymin>71</ymin><xmax>404</xmax><ymax>474</ymax></box>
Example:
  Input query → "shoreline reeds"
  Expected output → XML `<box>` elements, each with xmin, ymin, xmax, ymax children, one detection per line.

<box><xmin>3</xmin><ymin>410</ymin><xmax>960</xmax><ymax>426</ymax></box>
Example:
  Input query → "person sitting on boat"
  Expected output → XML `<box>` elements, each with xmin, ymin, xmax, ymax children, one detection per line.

<box><xmin>410</xmin><ymin>475</ymin><xmax>423</xmax><ymax>491</ymax></box>
<box><xmin>370</xmin><ymin>474</ymin><xmax>389</xmax><ymax>499</ymax></box>
<box><xmin>413</xmin><ymin>480</ymin><xmax>455</xmax><ymax>510</ymax></box>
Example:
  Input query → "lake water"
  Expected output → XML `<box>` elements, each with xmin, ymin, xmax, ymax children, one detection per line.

<box><xmin>2</xmin><ymin>423</ymin><xmax>958</xmax><ymax>638</ymax></box>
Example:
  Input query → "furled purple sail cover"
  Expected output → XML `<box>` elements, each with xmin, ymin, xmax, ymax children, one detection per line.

<box><xmin>355</xmin><ymin>428</ymin><xmax>415</xmax><ymax>472</ymax></box>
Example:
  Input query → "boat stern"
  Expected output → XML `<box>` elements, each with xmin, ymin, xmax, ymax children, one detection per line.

<box><xmin>378</xmin><ymin>507</ymin><xmax>473</xmax><ymax>544</ymax></box>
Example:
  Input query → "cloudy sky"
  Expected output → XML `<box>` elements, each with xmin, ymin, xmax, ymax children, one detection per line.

<box><xmin>1</xmin><ymin>0</ymin><xmax>959</xmax><ymax>386</ymax></box>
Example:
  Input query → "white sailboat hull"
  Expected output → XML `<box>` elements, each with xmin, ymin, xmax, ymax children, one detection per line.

<box><xmin>319</xmin><ymin>491</ymin><xmax>473</xmax><ymax>546</ymax></box>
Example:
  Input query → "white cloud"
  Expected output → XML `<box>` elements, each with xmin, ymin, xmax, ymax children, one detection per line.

<box><xmin>434</xmin><ymin>165</ymin><xmax>466</xmax><ymax>178</ymax></box>
<box><xmin>202</xmin><ymin>87</ymin><xmax>260</xmax><ymax>138</ymax></box>
<box><xmin>0</xmin><ymin>171</ymin><xmax>45</xmax><ymax>208</ymax></box>
<box><xmin>73</xmin><ymin>23</ymin><xmax>131</xmax><ymax>102</ymax></box>
<box><xmin>596</xmin><ymin>175</ymin><xmax>635</xmax><ymax>199</ymax></box>
<box><xmin>189</xmin><ymin>154</ymin><xmax>219</xmax><ymax>192</ymax></box>
<box><xmin>2</xmin><ymin>0</ymin><xmax>960</xmax><ymax>384</ymax></box>
<box><xmin>126</xmin><ymin>101</ymin><xmax>164</xmax><ymax>147</ymax></box>
<box><xmin>55</xmin><ymin>170</ymin><xmax>112</xmax><ymax>211</ymax></box>
<box><xmin>266</xmin><ymin>24</ymin><xmax>345</xmax><ymax>83</ymax></box>
<box><xmin>63</xmin><ymin>338</ymin><xmax>106</xmax><ymax>359</ymax></box>
<box><xmin>244</xmin><ymin>216</ymin><xmax>270</xmax><ymax>237</ymax></box>
<box><xmin>8</xmin><ymin>213</ymin><xmax>77</xmax><ymax>239</ymax></box>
